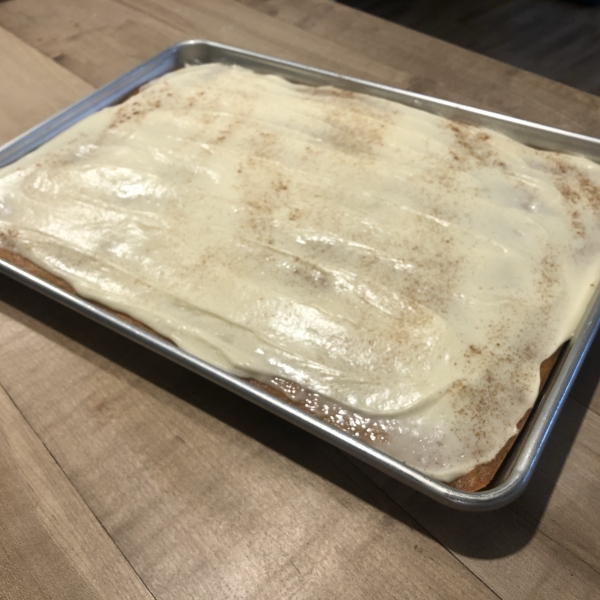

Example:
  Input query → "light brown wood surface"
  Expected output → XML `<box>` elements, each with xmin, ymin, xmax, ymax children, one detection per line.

<box><xmin>0</xmin><ymin>1</ymin><xmax>599</xmax><ymax>598</ymax></box>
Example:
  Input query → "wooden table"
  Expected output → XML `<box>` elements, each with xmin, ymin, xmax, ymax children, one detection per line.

<box><xmin>1</xmin><ymin>1</ymin><xmax>599</xmax><ymax>598</ymax></box>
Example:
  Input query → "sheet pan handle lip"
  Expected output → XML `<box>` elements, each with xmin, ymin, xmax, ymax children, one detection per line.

<box><xmin>172</xmin><ymin>39</ymin><xmax>600</xmax><ymax>153</ymax></box>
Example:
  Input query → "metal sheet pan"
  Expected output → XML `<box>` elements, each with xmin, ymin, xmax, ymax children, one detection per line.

<box><xmin>1</xmin><ymin>40</ymin><xmax>599</xmax><ymax>510</ymax></box>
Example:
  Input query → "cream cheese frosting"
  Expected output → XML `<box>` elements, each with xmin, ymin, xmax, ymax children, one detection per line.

<box><xmin>1</xmin><ymin>63</ymin><xmax>600</xmax><ymax>481</ymax></box>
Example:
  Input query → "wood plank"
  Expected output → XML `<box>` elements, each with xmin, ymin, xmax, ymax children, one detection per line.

<box><xmin>0</xmin><ymin>0</ymin><xmax>409</xmax><ymax>88</ymax></box>
<box><xmin>339</xmin><ymin>0</ymin><xmax>600</xmax><ymax>96</ymax></box>
<box><xmin>568</xmin><ymin>327</ymin><xmax>600</xmax><ymax>416</ymax></box>
<box><xmin>0</xmin><ymin>275</ymin><xmax>499</xmax><ymax>599</ymax></box>
<box><xmin>0</xmin><ymin>0</ymin><xmax>182</xmax><ymax>87</ymax></box>
<box><xmin>236</xmin><ymin>0</ymin><xmax>600</xmax><ymax>137</ymax></box>
<box><xmin>0</xmin><ymin>384</ymin><xmax>155</xmax><ymax>600</ymax></box>
<box><xmin>351</xmin><ymin>397</ymin><xmax>600</xmax><ymax>599</ymax></box>
<box><xmin>0</xmin><ymin>26</ymin><xmax>93</xmax><ymax>143</ymax></box>
<box><xmin>510</xmin><ymin>401</ymin><xmax>600</xmax><ymax>572</ymax></box>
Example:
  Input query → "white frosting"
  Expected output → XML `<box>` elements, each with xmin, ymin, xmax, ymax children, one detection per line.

<box><xmin>1</xmin><ymin>64</ymin><xmax>600</xmax><ymax>481</ymax></box>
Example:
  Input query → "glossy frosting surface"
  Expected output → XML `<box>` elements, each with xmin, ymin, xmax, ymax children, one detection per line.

<box><xmin>2</xmin><ymin>64</ymin><xmax>600</xmax><ymax>480</ymax></box>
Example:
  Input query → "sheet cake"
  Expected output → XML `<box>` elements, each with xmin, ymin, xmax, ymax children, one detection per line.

<box><xmin>1</xmin><ymin>63</ymin><xmax>600</xmax><ymax>487</ymax></box>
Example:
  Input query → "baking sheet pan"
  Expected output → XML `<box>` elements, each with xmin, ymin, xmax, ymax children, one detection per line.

<box><xmin>1</xmin><ymin>40</ymin><xmax>599</xmax><ymax>510</ymax></box>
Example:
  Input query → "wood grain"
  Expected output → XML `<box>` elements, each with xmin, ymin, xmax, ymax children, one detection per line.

<box><xmin>568</xmin><ymin>329</ymin><xmax>600</xmax><ymax>416</ymax></box>
<box><xmin>339</xmin><ymin>0</ymin><xmax>600</xmax><ymax>97</ymax></box>
<box><xmin>0</xmin><ymin>26</ymin><xmax>93</xmax><ymax>143</ymax></box>
<box><xmin>351</xmin><ymin>397</ymin><xmax>600</xmax><ymax>598</ymax></box>
<box><xmin>0</xmin><ymin>384</ymin><xmax>154</xmax><ymax>600</ymax></box>
<box><xmin>0</xmin><ymin>0</ymin><xmax>406</xmax><ymax>88</ymax></box>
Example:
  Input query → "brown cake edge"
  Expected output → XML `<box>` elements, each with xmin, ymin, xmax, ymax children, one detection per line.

<box><xmin>0</xmin><ymin>247</ymin><xmax>561</xmax><ymax>492</ymax></box>
<box><xmin>450</xmin><ymin>350</ymin><xmax>559</xmax><ymax>491</ymax></box>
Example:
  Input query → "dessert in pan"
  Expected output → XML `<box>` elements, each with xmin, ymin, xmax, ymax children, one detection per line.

<box><xmin>1</xmin><ymin>63</ymin><xmax>599</xmax><ymax>491</ymax></box>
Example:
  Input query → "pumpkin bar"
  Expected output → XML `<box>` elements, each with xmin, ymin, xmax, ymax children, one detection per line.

<box><xmin>1</xmin><ymin>64</ymin><xmax>599</xmax><ymax>488</ymax></box>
